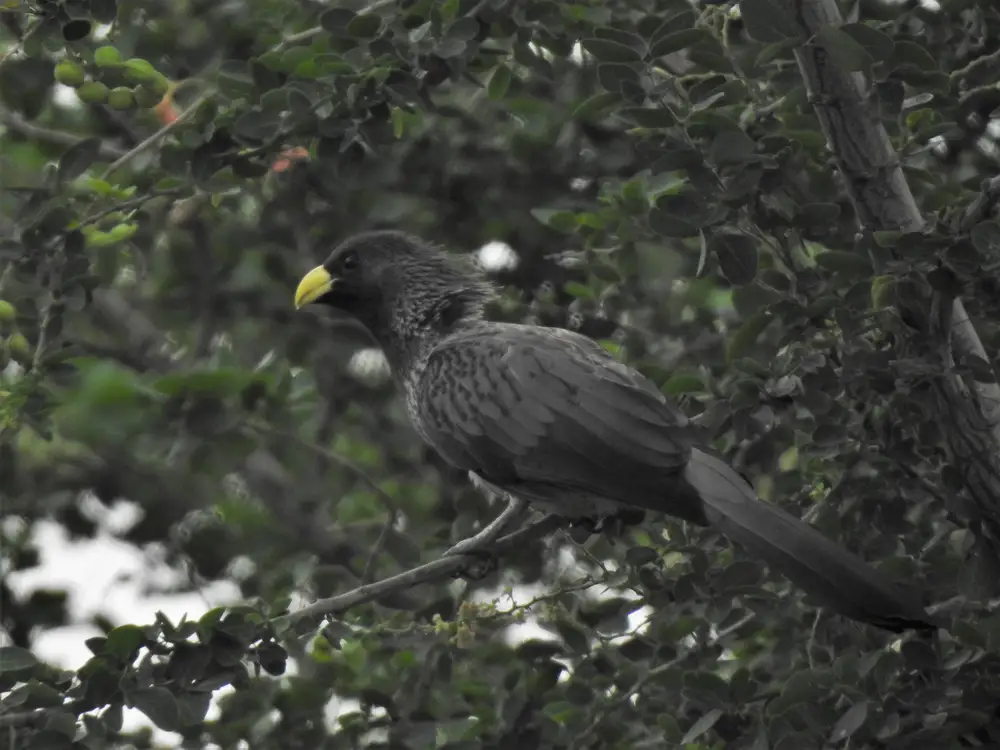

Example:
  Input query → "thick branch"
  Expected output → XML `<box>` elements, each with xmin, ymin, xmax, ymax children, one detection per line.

<box><xmin>788</xmin><ymin>0</ymin><xmax>1000</xmax><ymax>565</ymax></box>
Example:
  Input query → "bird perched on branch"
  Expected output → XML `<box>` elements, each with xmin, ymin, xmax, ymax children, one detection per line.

<box><xmin>294</xmin><ymin>230</ymin><xmax>939</xmax><ymax>633</ymax></box>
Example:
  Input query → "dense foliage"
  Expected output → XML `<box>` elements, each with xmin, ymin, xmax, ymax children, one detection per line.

<box><xmin>2</xmin><ymin>0</ymin><xmax>1000</xmax><ymax>748</ymax></box>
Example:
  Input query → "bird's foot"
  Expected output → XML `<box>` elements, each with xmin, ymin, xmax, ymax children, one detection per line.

<box><xmin>569</xmin><ymin>516</ymin><xmax>602</xmax><ymax>535</ymax></box>
<box><xmin>444</xmin><ymin>497</ymin><xmax>528</xmax><ymax>556</ymax></box>
<box><xmin>568</xmin><ymin>511</ymin><xmax>646</xmax><ymax>543</ymax></box>
<box><xmin>451</xmin><ymin>549</ymin><xmax>499</xmax><ymax>581</ymax></box>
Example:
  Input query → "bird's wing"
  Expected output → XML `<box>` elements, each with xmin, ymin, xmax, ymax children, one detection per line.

<box><xmin>415</xmin><ymin>323</ymin><xmax>706</xmax><ymax>521</ymax></box>
<box><xmin>416</xmin><ymin>324</ymin><xmax>939</xmax><ymax>632</ymax></box>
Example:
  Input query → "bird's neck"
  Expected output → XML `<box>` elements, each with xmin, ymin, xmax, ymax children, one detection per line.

<box><xmin>381</xmin><ymin>287</ymin><xmax>487</xmax><ymax>376</ymax></box>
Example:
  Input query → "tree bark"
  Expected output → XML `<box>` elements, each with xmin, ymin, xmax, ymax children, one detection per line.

<box><xmin>786</xmin><ymin>0</ymin><xmax>1000</xmax><ymax>570</ymax></box>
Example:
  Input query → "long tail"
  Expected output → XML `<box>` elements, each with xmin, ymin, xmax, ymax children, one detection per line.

<box><xmin>682</xmin><ymin>448</ymin><xmax>940</xmax><ymax>632</ymax></box>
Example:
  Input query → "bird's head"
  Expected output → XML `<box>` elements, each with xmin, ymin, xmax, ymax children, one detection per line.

<box><xmin>294</xmin><ymin>230</ymin><xmax>494</xmax><ymax>351</ymax></box>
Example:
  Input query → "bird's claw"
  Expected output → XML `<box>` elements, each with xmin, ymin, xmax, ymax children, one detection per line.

<box><xmin>450</xmin><ymin>549</ymin><xmax>499</xmax><ymax>581</ymax></box>
<box><xmin>443</xmin><ymin>497</ymin><xmax>529</xmax><ymax>556</ymax></box>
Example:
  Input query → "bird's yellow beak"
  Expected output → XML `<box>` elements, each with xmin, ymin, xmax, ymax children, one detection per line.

<box><xmin>294</xmin><ymin>266</ymin><xmax>335</xmax><ymax>309</ymax></box>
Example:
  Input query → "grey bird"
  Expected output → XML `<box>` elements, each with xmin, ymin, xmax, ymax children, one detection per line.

<box><xmin>294</xmin><ymin>230</ymin><xmax>939</xmax><ymax>633</ymax></box>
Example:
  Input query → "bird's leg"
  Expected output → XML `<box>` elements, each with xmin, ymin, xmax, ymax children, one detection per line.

<box><xmin>445</xmin><ymin>496</ymin><xmax>529</xmax><ymax>556</ymax></box>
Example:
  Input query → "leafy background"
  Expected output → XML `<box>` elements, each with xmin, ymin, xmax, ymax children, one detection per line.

<box><xmin>2</xmin><ymin>0</ymin><xmax>1000</xmax><ymax>748</ymax></box>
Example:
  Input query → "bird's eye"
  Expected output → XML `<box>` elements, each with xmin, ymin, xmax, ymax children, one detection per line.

<box><xmin>341</xmin><ymin>251</ymin><xmax>359</xmax><ymax>271</ymax></box>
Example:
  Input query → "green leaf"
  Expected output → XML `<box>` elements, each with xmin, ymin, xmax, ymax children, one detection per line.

<box><xmin>649</xmin><ymin>196</ymin><xmax>701</xmax><ymax>238</ymax></box>
<box><xmin>58</xmin><ymin>137</ymin><xmax>103</xmax><ymax>183</ymax></box>
<box><xmin>487</xmin><ymin>65</ymin><xmax>512</xmax><ymax>100</ymax></box>
<box><xmin>555</xmin><ymin>621</ymin><xmax>590</xmax><ymax>653</ymax></box>
<box><xmin>817</xmin><ymin>26</ymin><xmax>874</xmax><ymax>73</ymax></box>
<box><xmin>620</xmin><ymin>106</ymin><xmax>676</xmax><ymax>128</ymax></box>
<box><xmin>435</xmin><ymin>38</ymin><xmax>467</xmax><ymax>58</ymax></box>
<box><xmin>625</xmin><ymin>546</ymin><xmax>659</xmax><ymax>566</ymax></box>
<box><xmin>320</xmin><ymin>8</ymin><xmax>356</xmax><ymax>36</ymax></box>
<box><xmin>815</xmin><ymin>250</ymin><xmax>872</xmax><ymax>277</ymax></box>
<box><xmin>755</xmin><ymin>38</ymin><xmax>799</xmax><ymax>66</ymax></box>
<box><xmin>662</xmin><ymin>372</ymin><xmax>704</xmax><ymax>395</ymax></box>
<box><xmin>711</xmin><ymin>232</ymin><xmax>759</xmax><ymax>284</ymax></box>
<box><xmin>104</xmin><ymin>625</ymin><xmax>144</xmax><ymax>663</ymax></box>
<box><xmin>582</xmin><ymin>38</ymin><xmax>642</xmax><ymax>63</ymax></box>
<box><xmin>0</xmin><ymin>646</ymin><xmax>39</xmax><ymax>674</ymax></box>
<box><xmin>346</xmin><ymin>12</ymin><xmax>381</xmax><ymax>38</ymax></box>
<box><xmin>840</xmin><ymin>22</ymin><xmax>895</xmax><ymax>64</ymax></box>
<box><xmin>571</xmin><ymin>91</ymin><xmax>620</xmax><ymax>120</ymax></box>
<box><xmin>739</xmin><ymin>0</ymin><xmax>804</xmax><ymax>43</ymax></box>
<box><xmin>683</xmin><ymin>671</ymin><xmax>731</xmax><ymax>704</ymax></box>
<box><xmin>870</xmin><ymin>275</ymin><xmax>893</xmax><ymax>309</ymax></box>
<box><xmin>90</xmin><ymin>0</ymin><xmax>117</xmax><ymax>23</ymax></box>
<box><xmin>800</xmin><ymin>202</ymin><xmax>841</xmax><ymax>224</ymax></box>
<box><xmin>530</xmin><ymin>208</ymin><xmax>577</xmax><ymax>233</ymax></box>
<box><xmin>767</xmin><ymin>669</ymin><xmax>835</xmax><ymax>716</ymax></box>
<box><xmin>597</xmin><ymin>63</ymin><xmax>640</xmax><ymax>94</ymax></box>
<box><xmin>971</xmin><ymin>221</ymin><xmax>1000</xmax><ymax>255</ymax></box>
<box><xmin>830</xmin><ymin>701</ymin><xmax>869</xmax><ymax>742</ymax></box>
<box><xmin>710</xmin><ymin>129</ymin><xmax>756</xmax><ymax>166</ymax></box>
<box><xmin>153</xmin><ymin>368</ymin><xmax>258</xmax><ymax>397</ymax></box>
<box><xmin>543</xmin><ymin>700</ymin><xmax>580</xmax><ymax>725</ymax></box>
<box><xmin>446</xmin><ymin>17</ymin><xmax>481</xmax><ymax>42</ymax></box>
<box><xmin>125</xmin><ymin>687</ymin><xmax>180</xmax><ymax>731</ymax></box>
<box><xmin>651</xmin><ymin>28</ymin><xmax>712</xmax><ymax>58</ymax></box>
<box><xmin>726</xmin><ymin>311</ymin><xmax>773</xmax><ymax>363</ymax></box>
<box><xmin>886</xmin><ymin>40</ymin><xmax>938</xmax><ymax>73</ymax></box>
<box><xmin>232</xmin><ymin>109</ymin><xmax>283</xmax><ymax>144</ymax></box>
<box><xmin>564</xmin><ymin>281</ymin><xmax>593</xmax><ymax>299</ymax></box>
<box><xmin>681</xmin><ymin>708</ymin><xmax>723</xmax><ymax>745</ymax></box>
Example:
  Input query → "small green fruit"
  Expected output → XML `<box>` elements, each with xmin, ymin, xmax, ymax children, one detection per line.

<box><xmin>55</xmin><ymin>61</ymin><xmax>86</xmax><ymax>87</ymax></box>
<box><xmin>76</xmin><ymin>81</ymin><xmax>109</xmax><ymax>103</ymax></box>
<box><xmin>107</xmin><ymin>86</ymin><xmax>134</xmax><ymax>110</ymax></box>
<box><xmin>107</xmin><ymin>223</ymin><xmax>138</xmax><ymax>242</ymax></box>
<box><xmin>7</xmin><ymin>332</ymin><xmax>30</xmax><ymax>361</ymax></box>
<box><xmin>133</xmin><ymin>85</ymin><xmax>161</xmax><ymax>108</ymax></box>
<box><xmin>145</xmin><ymin>73</ymin><xmax>170</xmax><ymax>97</ymax></box>
<box><xmin>0</xmin><ymin>301</ymin><xmax>15</xmax><ymax>323</ymax></box>
<box><xmin>123</xmin><ymin>58</ymin><xmax>159</xmax><ymax>83</ymax></box>
<box><xmin>94</xmin><ymin>45</ymin><xmax>122</xmax><ymax>67</ymax></box>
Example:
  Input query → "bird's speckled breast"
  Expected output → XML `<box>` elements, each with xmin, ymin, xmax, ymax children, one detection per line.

<box><xmin>401</xmin><ymin>353</ymin><xmax>431</xmax><ymax>442</ymax></box>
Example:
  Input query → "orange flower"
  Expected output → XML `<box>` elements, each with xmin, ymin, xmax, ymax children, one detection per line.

<box><xmin>271</xmin><ymin>146</ymin><xmax>310</xmax><ymax>172</ymax></box>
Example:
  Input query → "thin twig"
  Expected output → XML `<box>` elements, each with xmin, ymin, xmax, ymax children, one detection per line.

<box><xmin>272</xmin><ymin>0</ymin><xmax>410</xmax><ymax>52</ymax></box>
<box><xmin>0</xmin><ymin>104</ymin><xmax>126</xmax><ymax>159</ymax></box>
<box><xmin>31</xmin><ymin>250</ymin><xmax>65</xmax><ymax>371</ymax></box>
<box><xmin>100</xmin><ymin>93</ymin><xmax>213</xmax><ymax>179</ymax></box>
<box><xmin>362</xmin><ymin>507</ymin><xmax>398</xmax><ymax>583</ymax></box>
<box><xmin>949</xmin><ymin>46</ymin><xmax>1000</xmax><ymax>84</ymax></box>
<box><xmin>78</xmin><ymin>187</ymin><xmax>188</xmax><ymax>226</ymax></box>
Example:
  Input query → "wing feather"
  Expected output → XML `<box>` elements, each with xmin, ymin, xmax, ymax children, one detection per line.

<box><xmin>415</xmin><ymin>323</ymin><xmax>697</xmax><ymax>514</ymax></box>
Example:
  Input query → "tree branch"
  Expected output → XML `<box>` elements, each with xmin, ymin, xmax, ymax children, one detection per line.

<box><xmin>788</xmin><ymin>0</ymin><xmax>1000</xmax><ymax>573</ymax></box>
<box><xmin>0</xmin><ymin>104</ymin><xmax>126</xmax><ymax>159</ymax></box>
<box><xmin>274</xmin><ymin>513</ymin><xmax>566</xmax><ymax>630</ymax></box>
<box><xmin>100</xmin><ymin>94</ymin><xmax>212</xmax><ymax>179</ymax></box>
